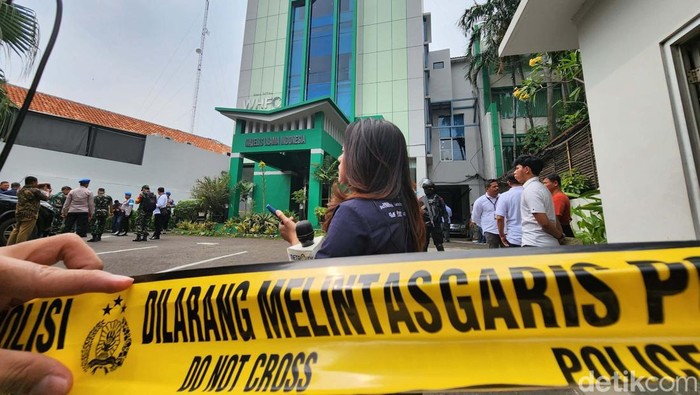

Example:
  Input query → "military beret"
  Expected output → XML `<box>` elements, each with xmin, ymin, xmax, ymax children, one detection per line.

<box><xmin>79</xmin><ymin>178</ymin><xmax>90</xmax><ymax>183</ymax></box>
<box><xmin>142</xmin><ymin>185</ymin><xmax>150</xmax><ymax>190</ymax></box>
<box><xmin>166</xmin><ymin>191</ymin><xmax>171</xmax><ymax>196</ymax></box>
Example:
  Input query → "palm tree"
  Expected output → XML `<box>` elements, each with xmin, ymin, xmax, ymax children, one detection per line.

<box><xmin>0</xmin><ymin>1</ymin><xmax>40</xmax><ymax>137</ymax></box>
<box><xmin>458</xmin><ymin>0</ymin><xmax>520</xmax><ymax>85</ymax></box>
<box><xmin>191</xmin><ymin>171</ymin><xmax>231</xmax><ymax>221</ymax></box>
<box><xmin>459</xmin><ymin>0</ymin><xmax>522</xmax><ymax>164</ymax></box>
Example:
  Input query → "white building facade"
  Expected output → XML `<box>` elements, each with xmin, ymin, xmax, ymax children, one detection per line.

<box><xmin>221</xmin><ymin>0</ymin><xmax>498</xmax><ymax>226</ymax></box>
<box><xmin>501</xmin><ymin>0</ymin><xmax>700</xmax><ymax>242</ymax></box>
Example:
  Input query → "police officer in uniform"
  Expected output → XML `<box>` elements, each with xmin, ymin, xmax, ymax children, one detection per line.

<box><xmin>62</xmin><ymin>178</ymin><xmax>94</xmax><ymax>237</ymax></box>
<box><xmin>419</xmin><ymin>179</ymin><xmax>448</xmax><ymax>251</ymax></box>
<box><xmin>88</xmin><ymin>188</ymin><xmax>112</xmax><ymax>242</ymax></box>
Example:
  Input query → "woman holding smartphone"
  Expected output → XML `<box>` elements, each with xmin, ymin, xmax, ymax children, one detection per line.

<box><xmin>278</xmin><ymin>118</ymin><xmax>425</xmax><ymax>258</ymax></box>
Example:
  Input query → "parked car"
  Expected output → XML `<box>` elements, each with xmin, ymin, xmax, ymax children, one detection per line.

<box><xmin>449</xmin><ymin>221</ymin><xmax>468</xmax><ymax>238</ymax></box>
<box><xmin>0</xmin><ymin>193</ymin><xmax>55</xmax><ymax>246</ymax></box>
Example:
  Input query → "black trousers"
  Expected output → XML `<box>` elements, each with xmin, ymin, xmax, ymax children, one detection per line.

<box><xmin>119</xmin><ymin>214</ymin><xmax>130</xmax><ymax>233</ymax></box>
<box><xmin>63</xmin><ymin>213</ymin><xmax>89</xmax><ymax>237</ymax></box>
<box><xmin>562</xmin><ymin>223</ymin><xmax>575</xmax><ymax>238</ymax></box>
<box><xmin>162</xmin><ymin>209</ymin><xmax>171</xmax><ymax>230</ymax></box>
<box><xmin>424</xmin><ymin>224</ymin><xmax>445</xmax><ymax>251</ymax></box>
<box><xmin>153</xmin><ymin>213</ymin><xmax>163</xmax><ymax>237</ymax></box>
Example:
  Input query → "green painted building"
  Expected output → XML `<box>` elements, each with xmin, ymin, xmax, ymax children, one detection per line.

<box><xmin>217</xmin><ymin>0</ymin><xmax>429</xmax><ymax>227</ymax></box>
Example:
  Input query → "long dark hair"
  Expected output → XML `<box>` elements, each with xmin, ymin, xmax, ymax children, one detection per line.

<box><xmin>323</xmin><ymin>118</ymin><xmax>426</xmax><ymax>251</ymax></box>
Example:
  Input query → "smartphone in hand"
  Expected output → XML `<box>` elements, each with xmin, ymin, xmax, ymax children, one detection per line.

<box><xmin>265</xmin><ymin>204</ymin><xmax>279</xmax><ymax>218</ymax></box>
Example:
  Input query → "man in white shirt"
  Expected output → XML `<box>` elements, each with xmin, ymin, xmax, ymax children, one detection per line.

<box><xmin>471</xmin><ymin>179</ymin><xmax>502</xmax><ymax>248</ymax></box>
<box><xmin>495</xmin><ymin>174</ymin><xmax>523</xmax><ymax>247</ymax></box>
<box><xmin>513</xmin><ymin>155</ymin><xmax>565</xmax><ymax>247</ymax></box>
<box><xmin>151</xmin><ymin>187</ymin><xmax>168</xmax><ymax>240</ymax></box>
<box><xmin>116</xmin><ymin>192</ymin><xmax>135</xmax><ymax>236</ymax></box>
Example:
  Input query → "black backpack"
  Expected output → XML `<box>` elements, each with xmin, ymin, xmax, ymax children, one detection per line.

<box><xmin>140</xmin><ymin>192</ymin><xmax>157</xmax><ymax>212</ymax></box>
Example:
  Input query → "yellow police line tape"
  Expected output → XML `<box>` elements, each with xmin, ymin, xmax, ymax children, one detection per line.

<box><xmin>2</xmin><ymin>241</ymin><xmax>699</xmax><ymax>394</ymax></box>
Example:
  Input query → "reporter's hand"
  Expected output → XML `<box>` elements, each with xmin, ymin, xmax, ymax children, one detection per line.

<box><xmin>0</xmin><ymin>234</ymin><xmax>133</xmax><ymax>395</ymax></box>
<box><xmin>276</xmin><ymin>210</ymin><xmax>299</xmax><ymax>245</ymax></box>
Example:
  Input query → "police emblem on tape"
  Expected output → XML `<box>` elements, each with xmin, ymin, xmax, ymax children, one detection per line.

<box><xmin>80</xmin><ymin>295</ymin><xmax>132</xmax><ymax>374</ymax></box>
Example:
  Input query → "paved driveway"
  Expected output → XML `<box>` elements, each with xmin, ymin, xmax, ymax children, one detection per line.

<box><xmin>86</xmin><ymin>233</ymin><xmax>486</xmax><ymax>277</ymax></box>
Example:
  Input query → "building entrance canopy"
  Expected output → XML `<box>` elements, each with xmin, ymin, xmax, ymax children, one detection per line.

<box><xmin>216</xmin><ymin>98</ymin><xmax>349</xmax><ymax>226</ymax></box>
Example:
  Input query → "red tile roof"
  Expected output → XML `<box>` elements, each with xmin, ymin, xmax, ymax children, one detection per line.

<box><xmin>5</xmin><ymin>84</ymin><xmax>231</xmax><ymax>155</ymax></box>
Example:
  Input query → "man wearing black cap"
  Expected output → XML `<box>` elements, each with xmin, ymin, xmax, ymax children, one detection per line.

<box><xmin>62</xmin><ymin>179</ymin><xmax>94</xmax><ymax>237</ymax></box>
<box><xmin>133</xmin><ymin>185</ymin><xmax>156</xmax><ymax>242</ymax></box>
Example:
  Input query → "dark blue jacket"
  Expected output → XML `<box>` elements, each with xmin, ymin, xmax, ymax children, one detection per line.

<box><xmin>316</xmin><ymin>198</ymin><xmax>414</xmax><ymax>259</ymax></box>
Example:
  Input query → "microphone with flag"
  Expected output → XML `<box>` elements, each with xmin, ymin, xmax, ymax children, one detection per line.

<box><xmin>286</xmin><ymin>220</ymin><xmax>324</xmax><ymax>261</ymax></box>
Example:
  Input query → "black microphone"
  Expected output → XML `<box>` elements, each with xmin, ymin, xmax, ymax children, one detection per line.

<box><xmin>296</xmin><ymin>220</ymin><xmax>315</xmax><ymax>247</ymax></box>
<box><xmin>287</xmin><ymin>220</ymin><xmax>324</xmax><ymax>260</ymax></box>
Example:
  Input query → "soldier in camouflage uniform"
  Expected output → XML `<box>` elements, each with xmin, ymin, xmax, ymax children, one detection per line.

<box><xmin>87</xmin><ymin>188</ymin><xmax>112</xmax><ymax>242</ymax></box>
<box><xmin>7</xmin><ymin>176</ymin><xmax>48</xmax><ymax>245</ymax></box>
<box><xmin>48</xmin><ymin>186</ymin><xmax>71</xmax><ymax>235</ymax></box>
<box><xmin>133</xmin><ymin>185</ymin><xmax>155</xmax><ymax>242</ymax></box>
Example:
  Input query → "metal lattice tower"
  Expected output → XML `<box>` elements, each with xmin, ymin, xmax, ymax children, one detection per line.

<box><xmin>190</xmin><ymin>0</ymin><xmax>210</xmax><ymax>135</ymax></box>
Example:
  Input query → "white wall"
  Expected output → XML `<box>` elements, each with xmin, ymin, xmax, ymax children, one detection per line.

<box><xmin>0</xmin><ymin>135</ymin><xmax>230</xmax><ymax>203</ymax></box>
<box><xmin>576</xmin><ymin>0</ymin><xmax>699</xmax><ymax>242</ymax></box>
<box><xmin>428</xmin><ymin>49</ymin><xmax>453</xmax><ymax>102</ymax></box>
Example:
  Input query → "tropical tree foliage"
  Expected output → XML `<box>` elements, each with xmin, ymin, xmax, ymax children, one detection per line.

<box><xmin>291</xmin><ymin>187</ymin><xmax>307</xmax><ymax>218</ymax></box>
<box><xmin>516</xmin><ymin>51</ymin><xmax>588</xmax><ymax>138</ymax></box>
<box><xmin>458</xmin><ymin>0</ymin><xmax>520</xmax><ymax>84</ymax></box>
<box><xmin>0</xmin><ymin>1</ymin><xmax>39</xmax><ymax>136</ymax></box>
<box><xmin>459</xmin><ymin>0</ymin><xmax>523</xmax><ymax>161</ymax></box>
<box><xmin>234</xmin><ymin>180</ymin><xmax>254</xmax><ymax>214</ymax></box>
<box><xmin>522</xmin><ymin>125</ymin><xmax>549</xmax><ymax>154</ymax></box>
<box><xmin>172</xmin><ymin>199</ymin><xmax>203</xmax><ymax>223</ymax></box>
<box><xmin>312</xmin><ymin>155</ymin><xmax>339</xmax><ymax>202</ymax></box>
<box><xmin>191</xmin><ymin>171</ymin><xmax>231</xmax><ymax>220</ymax></box>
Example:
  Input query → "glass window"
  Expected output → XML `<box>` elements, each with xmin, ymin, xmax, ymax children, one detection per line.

<box><xmin>433</xmin><ymin>61</ymin><xmax>444</xmax><ymax>69</ymax></box>
<box><xmin>335</xmin><ymin>0</ymin><xmax>354</xmax><ymax>117</ymax></box>
<box><xmin>501</xmin><ymin>135</ymin><xmax>525</xmax><ymax>171</ymax></box>
<box><xmin>286</xmin><ymin>1</ymin><xmax>306</xmax><ymax>105</ymax></box>
<box><xmin>286</xmin><ymin>0</ymin><xmax>356</xmax><ymax>117</ymax></box>
<box><xmin>306</xmin><ymin>0</ymin><xmax>334</xmax><ymax>101</ymax></box>
<box><xmin>438</xmin><ymin>114</ymin><xmax>466</xmax><ymax>161</ymax></box>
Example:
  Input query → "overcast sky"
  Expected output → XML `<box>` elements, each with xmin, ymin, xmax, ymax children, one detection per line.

<box><xmin>8</xmin><ymin>0</ymin><xmax>470</xmax><ymax>146</ymax></box>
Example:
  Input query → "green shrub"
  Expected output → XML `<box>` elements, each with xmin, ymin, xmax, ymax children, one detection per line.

<box><xmin>561</xmin><ymin>169</ymin><xmax>592</xmax><ymax>196</ymax></box>
<box><xmin>174</xmin><ymin>220</ymin><xmax>218</xmax><ymax>236</ymax></box>
<box><xmin>522</xmin><ymin>125</ymin><xmax>549</xmax><ymax>154</ymax></box>
<box><xmin>191</xmin><ymin>171</ymin><xmax>231</xmax><ymax>222</ymax></box>
<box><xmin>570</xmin><ymin>190</ymin><xmax>606</xmax><ymax>244</ymax></box>
<box><xmin>314</xmin><ymin>206</ymin><xmax>327</xmax><ymax>223</ymax></box>
<box><xmin>235</xmin><ymin>212</ymin><xmax>278</xmax><ymax>236</ymax></box>
<box><xmin>173</xmin><ymin>200</ymin><xmax>202</xmax><ymax>223</ymax></box>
